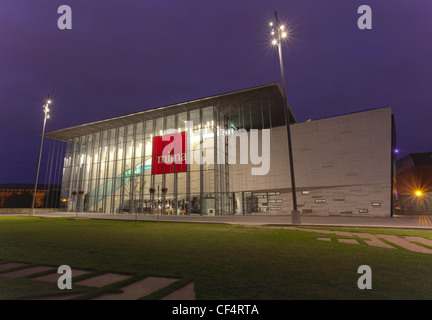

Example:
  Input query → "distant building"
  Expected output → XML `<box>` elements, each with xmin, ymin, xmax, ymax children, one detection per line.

<box><xmin>45</xmin><ymin>83</ymin><xmax>396</xmax><ymax>217</ymax></box>
<box><xmin>0</xmin><ymin>183</ymin><xmax>61</xmax><ymax>208</ymax></box>
<box><xmin>396</xmin><ymin>153</ymin><xmax>432</xmax><ymax>213</ymax></box>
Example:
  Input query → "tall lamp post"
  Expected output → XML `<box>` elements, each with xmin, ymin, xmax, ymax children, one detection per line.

<box><xmin>269</xmin><ymin>12</ymin><xmax>301</xmax><ymax>224</ymax></box>
<box><xmin>30</xmin><ymin>98</ymin><xmax>51</xmax><ymax>215</ymax></box>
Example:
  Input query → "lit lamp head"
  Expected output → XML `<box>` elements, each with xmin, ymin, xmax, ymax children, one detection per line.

<box><xmin>269</xmin><ymin>20</ymin><xmax>288</xmax><ymax>46</ymax></box>
<box><xmin>415</xmin><ymin>190</ymin><xmax>423</xmax><ymax>197</ymax></box>
<box><xmin>44</xmin><ymin>99</ymin><xmax>51</xmax><ymax>119</ymax></box>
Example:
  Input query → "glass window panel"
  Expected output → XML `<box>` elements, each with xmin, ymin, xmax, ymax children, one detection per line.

<box><xmin>86</xmin><ymin>135</ymin><xmax>93</xmax><ymax>151</ymax></box>
<box><xmin>155</xmin><ymin>118</ymin><xmax>164</xmax><ymax>135</ymax></box>
<box><xmin>142</xmin><ymin>174</ymin><xmax>152</xmax><ymax>196</ymax></box>
<box><xmin>116</xmin><ymin>159</ymin><xmax>124</xmax><ymax>177</ymax></box>
<box><xmin>117</xmin><ymin>146</ymin><xmax>125</xmax><ymax>160</ymax></box>
<box><xmin>91</xmin><ymin>145</ymin><xmax>99</xmax><ymax>164</ymax></box>
<box><xmin>152</xmin><ymin>175</ymin><xmax>163</xmax><ymax>190</ymax></box>
<box><xmin>124</xmin><ymin>158</ymin><xmax>133</xmax><ymax>174</ymax></box>
<box><xmin>177</xmin><ymin>112</ymin><xmax>187</xmax><ymax>132</ymax></box>
<box><xmin>189</xmin><ymin>109</ymin><xmax>200</xmax><ymax>126</ymax></box>
<box><xmin>95</xmin><ymin>132</ymin><xmax>101</xmax><ymax>148</ymax></box>
<box><xmin>177</xmin><ymin>172</ymin><xmax>186</xmax><ymax>195</ymax></box>
<box><xmin>202</xmin><ymin>128</ymin><xmax>214</xmax><ymax>148</ymax></box>
<box><xmin>190</xmin><ymin>171</ymin><xmax>200</xmax><ymax>194</ymax></box>
<box><xmin>230</xmin><ymin>105</ymin><xmax>240</xmax><ymax>131</ymax></box>
<box><xmin>107</xmin><ymin>160</ymin><xmax>115</xmax><ymax>179</ymax></box>
<box><xmin>144</xmin><ymin>139</ymin><xmax>152</xmax><ymax>157</ymax></box>
<box><xmin>135</xmin><ymin>140</ymin><xmax>143</xmax><ymax>158</ymax></box>
<box><xmin>126</xmin><ymin>124</ymin><xmax>134</xmax><ymax>141</ymax></box>
<box><xmin>135</xmin><ymin>122</ymin><xmax>143</xmax><ymax>137</ymax></box>
<box><xmin>166</xmin><ymin>115</ymin><xmax>175</xmax><ymax>131</ymax></box>
<box><xmin>126</xmin><ymin>140</ymin><xmax>134</xmax><ymax>160</ymax></box>
<box><xmin>189</xmin><ymin>150</ymin><xmax>203</xmax><ymax>167</ymax></box>
<box><xmin>164</xmin><ymin>173</ymin><xmax>174</xmax><ymax>196</ymax></box>
<box><xmin>109</xmin><ymin>145</ymin><xmax>116</xmax><ymax>161</ymax></box>
<box><xmin>109</xmin><ymin>128</ymin><xmax>117</xmax><ymax>145</ymax></box>
<box><xmin>98</xmin><ymin>161</ymin><xmax>106</xmax><ymax>180</ymax></box>
<box><xmin>177</xmin><ymin>192</ymin><xmax>187</xmax><ymax>214</ymax></box>
<box><xmin>65</xmin><ymin>140</ymin><xmax>74</xmax><ymax>155</ymax></box>
<box><xmin>117</xmin><ymin>127</ymin><xmax>125</xmax><ymax>146</ymax></box>
<box><xmin>202</xmin><ymin>148</ymin><xmax>214</xmax><ymax>166</ymax></box>
<box><xmin>202</xmin><ymin>106</ymin><xmax>214</xmax><ymax>124</ymax></box>
<box><xmin>100</xmin><ymin>145</ymin><xmax>109</xmax><ymax>163</ymax></box>
<box><xmin>145</xmin><ymin>120</ymin><xmax>153</xmax><ymax>138</ymax></box>
<box><xmin>189</xmin><ymin>129</ymin><xmax>202</xmax><ymax>151</ymax></box>
<box><xmin>203</xmin><ymin>170</ymin><xmax>215</xmax><ymax>193</ymax></box>
<box><xmin>100</xmin><ymin>130</ymin><xmax>108</xmax><ymax>146</ymax></box>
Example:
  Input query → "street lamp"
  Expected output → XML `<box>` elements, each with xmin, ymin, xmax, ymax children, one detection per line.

<box><xmin>269</xmin><ymin>12</ymin><xmax>301</xmax><ymax>224</ymax></box>
<box><xmin>30</xmin><ymin>98</ymin><xmax>51</xmax><ymax>215</ymax></box>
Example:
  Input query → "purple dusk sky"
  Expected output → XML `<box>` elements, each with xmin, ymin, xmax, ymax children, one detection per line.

<box><xmin>0</xmin><ymin>0</ymin><xmax>431</xmax><ymax>184</ymax></box>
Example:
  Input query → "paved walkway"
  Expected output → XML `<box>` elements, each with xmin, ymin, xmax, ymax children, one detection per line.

<box><xmin>18</xmin><ymin>211</ymin><xmax>432</xmax><ymax>229</ymax></box>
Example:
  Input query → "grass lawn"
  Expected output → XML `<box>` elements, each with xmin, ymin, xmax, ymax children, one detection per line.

<box><xmin>0</xmin><ymin>216</ymin><xmax>431</xmax><ymax>300</ymax></box>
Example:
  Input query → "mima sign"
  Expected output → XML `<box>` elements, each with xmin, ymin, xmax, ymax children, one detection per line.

<box><xmin>151</xmin><ymin>131</ymin><xmax>187</xmax><ymax>175</ymax></box>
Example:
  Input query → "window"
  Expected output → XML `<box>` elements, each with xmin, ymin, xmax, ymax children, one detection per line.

<box><xmin>301</xmin><ymin>190</ymin><xmax>310</xmax><ymax>195</ymax></box>
<box><xmin>314</xmin><ymin>199</ymin><xmax>326</xmax><ymax>203</ymax></box>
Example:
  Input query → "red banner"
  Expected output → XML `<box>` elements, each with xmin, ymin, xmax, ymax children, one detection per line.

<box><xmin>151</xmin><ymin>131</ymin><xmax>187</xmax><ymax>175</ymax></box>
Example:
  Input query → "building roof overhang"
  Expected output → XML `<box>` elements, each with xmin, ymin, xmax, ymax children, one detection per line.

<box><xmin>45</xmin><ymin>83</ymin><xmax>296</xmax><ymax>141</ymax></box>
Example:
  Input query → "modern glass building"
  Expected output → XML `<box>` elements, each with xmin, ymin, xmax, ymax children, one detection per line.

<box><xmin>46</xmin><ymin>84</ymin><xmax>293</xmax><ymax>216</ymax></box>
<box><xmin>46</xmin><ymin>83</ymin><xmax>396</xmax><ymax>217</ymax></box>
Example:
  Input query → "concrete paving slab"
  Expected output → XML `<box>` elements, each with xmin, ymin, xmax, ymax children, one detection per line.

<box><xmin>92</xmin><ymin>276</ymin><xmax>179</xmax><ymax>300</ymax></box>
<box><xmin>1</xmin><ymin>266</ymin><xmax>54</xmax><ymax>278</ymax></box>
<box><xmin>363</xmin><ymin>238</ymin><xmax>396</xmax><ymax>249</ymax></box>
<box><xmin>75</xmin><ymin>273</ymin><xmax>131</xmax><ymax>287</ymax></box>
<box><xmin>0</xmin><ymin>262</ymin><xmax>28</xmax><ymax>272</ymax></box>
<box><xmin>317</xmin><ymin>238</ymin><xmax>332</xmax><ymax>242</ymax></box>
<box><xmin>161</xmin><ymin>281</ymin><xmax>196</xmax><ymax>300</ymax></box>
<box><xmin>377</xmin><ymin>235</ymin><xmax>432</xmax><ymax>254</ymax></box>
<box><xmin>31</xmin><ymin>269</ymin><xmax>91</xmax><ymax>282</ymax></box>
<box><xmin>333</xmin><ymin>231</ymin><xmax>358</xmax><ymax>237</ymax></box>
<box><xmin>404</xmin><ymin>236</ymin><xmax>432</xmax><ymax>248</ymax></box>
<box><xmin>338</xmin><ymin>238</ymin><xmax>359</xmax><ymax>245</ymax></box>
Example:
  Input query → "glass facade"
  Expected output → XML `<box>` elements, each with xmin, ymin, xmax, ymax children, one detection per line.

<box><xmin>55</xmin><ymin>84</ymin><xmax>289</xmax><ymax>215</ymax></box>
<box><xmin>62</xmin><ymin>106</ymin><xmax>232</xmax><ymax>215</ymax></box>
